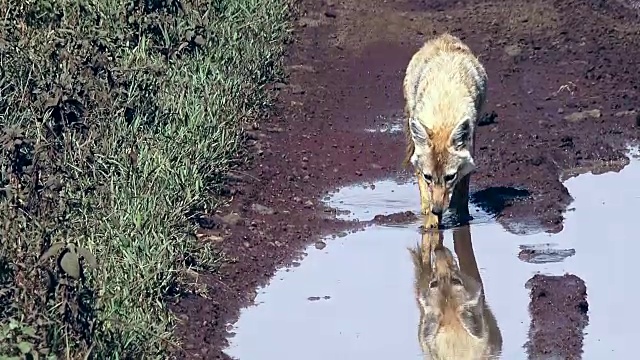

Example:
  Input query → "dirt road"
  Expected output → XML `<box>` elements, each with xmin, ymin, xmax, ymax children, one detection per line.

<box><xmin>170</xmin><ymin>0</ymin><xmax>640</xmax><ymax>358</ymax></box>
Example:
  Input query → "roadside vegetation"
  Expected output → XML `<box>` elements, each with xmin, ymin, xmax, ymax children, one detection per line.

<box><xmin>0</xmin><ymin>0</ymin><xmax>292</xmax><ymax>358</ymax></box>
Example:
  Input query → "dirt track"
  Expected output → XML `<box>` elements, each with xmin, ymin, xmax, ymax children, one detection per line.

<box><xmin>169</xmin><ymin>0</ymin><xmax>640</xmax><ymax>358</ymax></box>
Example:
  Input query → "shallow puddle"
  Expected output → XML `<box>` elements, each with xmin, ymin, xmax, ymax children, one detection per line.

<box><xmin>225</xmin><ymin>153</ymin><xmax>640</xmax><ymax>359</ymax></box>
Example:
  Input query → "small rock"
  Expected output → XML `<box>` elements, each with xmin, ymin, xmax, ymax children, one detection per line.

<box><xmin>315</xmin><ymin>241</ymin><xmax>327</xmax><ymax>250</ymax></box>
<box><xmin>478</xmin><ymin>111</ymin><xmax>497</xmax><ymax>126</ymax></box>
<box><xmin>530</xmin><ymin>156</ymin><xmax>544</xmax><ymax>166</ymax></box>
<box><xmin>303</xmin><ymin>200</ymin><xmax>314</xmax><ymax>208</ymax></box>
<box><xmin>564</xmin><ymin>109</ymin><xmax>601</xmax><ymax>123</ymax></box>
<box><xmin>244</xmin><ymin>131</ymin><xmax>261</xmax><ymax>140</ymax></box>
<box><xmin>225</xmin><ymin>172</ymin><xmax>246</xmax><ymax>182</ymax></box>
<box><xmin>208</xmin><ymin>235</ymin><xmax>224</xmax><ymax>243</ymax></box>
<box><xmin>221</xmin><ymin>212</ymin><xmax>243</xmax><ymax>226</ymax></box>
<box><xmin>251</xmin><ymin>203</ymin><xmax>275</xmax><ymax>215</ymax></box>
<box><xmin>289</xmin><ymin>84</ymin><xmax>305</xmax><ymax>94</ymax></box>
<box><xmin>614</xmin><ymin>109</ymin><xmax>637</xmax><ymax>117</ymax></box>
<box><xmin>324</xmin><ymin>9</ymin><xmax>337</xmax><ymax>18</ymax></box>
<box><xmin>504</xmin><ymin>44</ymin><xmax>522</xmax><ymax>57</ymax></box>
<box><xmin>266</xmin><ymin>126</ymin><xmax>284</xmax><ymax>133</ymax></box>
<box><xmin>287</xmin><ymin>64</ymin><xmax>316</xmax><ymax>73</ymax></box>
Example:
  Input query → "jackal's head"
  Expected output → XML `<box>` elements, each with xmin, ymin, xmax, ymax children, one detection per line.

<box><xmin>410</xmin><ymin>244</ymin><xmax>487</xmax><ymax>356</ymax></box>
<box><xmin>408</xmin><ymin>116</ymin><xmax>475</xmax><ymax>217</ymax></box>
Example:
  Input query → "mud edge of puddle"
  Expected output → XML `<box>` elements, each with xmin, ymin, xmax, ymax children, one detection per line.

<box><xmin>526</xmin><ymin>274</ymin><xmax>589</xmax><ymax>359</ymax></box>
<box><xmin>169</xmin><ymin>0</ymin><xmax>640</xmax><ymax>358</ymax></box>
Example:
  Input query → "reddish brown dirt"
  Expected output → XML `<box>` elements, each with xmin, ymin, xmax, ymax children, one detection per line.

<box><xmin>169</xmin><ymin>0</ymin><xmax>640</xmax><ymax>358</ymax></box>
<box><xmin>525</xmin><ymin>274</ymin><xmax>589</xmax><ymax>359</ymax></box>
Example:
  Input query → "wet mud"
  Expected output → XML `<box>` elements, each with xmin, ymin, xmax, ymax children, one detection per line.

<box><xmin>372</xmin><ymin>211</ymin><xmax>419</xmax><ymax>226</ymax></box>
<box><xmin>169</xmin><ymin>0</ymin><xmax>640</xmax><ymax>358</ymax></box>
<box><xmin>526</xmin><ymin>274</ymin><xmax>589</xmax><ymax>359</ymax></box>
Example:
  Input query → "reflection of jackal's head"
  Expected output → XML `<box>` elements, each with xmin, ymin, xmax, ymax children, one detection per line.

<box><xmin>409</xmin><ymin>243</ymin><xmax>490</xmax><ymax>360</ymax></box>
<box><xmin>407</xmin><ymin>116</ymin><xmax>476</xmax><ymax>216</ymax></box>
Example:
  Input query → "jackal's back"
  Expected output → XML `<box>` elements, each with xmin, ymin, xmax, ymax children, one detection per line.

<box><xmin>403</xmin><ymin>33</ymin><xmax>487</xmax><ymax>125</ymax></box>
<box><xmin>402</xmin><ymin>33</ymin><xmax>487</xmax><ymax>168</ymax></box>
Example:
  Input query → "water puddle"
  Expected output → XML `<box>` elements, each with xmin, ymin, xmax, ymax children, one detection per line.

<box><xmin>364</xmin><ymin>112</ymin><xmax>404</xmax><ymax>134</ymax></box>
<box><xmin>225</xmin><ymin>152</ymin><xmax>640</xmax><ymax>360</ymax></box>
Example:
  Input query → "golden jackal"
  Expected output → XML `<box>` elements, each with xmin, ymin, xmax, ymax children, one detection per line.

<box><xmin>403</xmin><ymin>33</ymin><xmax>488</xmax><ymax>220</ymax></box>
<box><xmin>409</xmin><ymin>226</ymin><xmax>502</xmax><ymax>360</ymax></box>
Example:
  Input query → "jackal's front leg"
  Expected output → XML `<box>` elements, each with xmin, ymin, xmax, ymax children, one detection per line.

<box><xmin>420</xmin><ymin>227</ymin><xmax>443</xmax><ymax>265</ymax></box>
<box><xmin>417</xmin><ymin>173</ymin><xmax>439</xmax><ymax>229</ymax></box>
<box><xmin>417</xmin><ymin>172</ymin><xmax>431</xmax><ymax>216</ymax></box>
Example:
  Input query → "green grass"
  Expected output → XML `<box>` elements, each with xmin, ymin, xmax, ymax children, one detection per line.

<box><xmin>0</xmin><ymin>0</ymin><xmax>292</xmax><ymax>358</ymax></box>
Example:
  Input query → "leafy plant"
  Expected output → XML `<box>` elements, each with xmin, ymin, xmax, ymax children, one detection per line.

<box><xmin>40</xmin><ymin>243</ymin><xmax>98</xmax><ymax>280</ymax></box>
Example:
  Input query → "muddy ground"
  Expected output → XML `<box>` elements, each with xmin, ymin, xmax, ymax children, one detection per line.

<box><xmin>526</xmin><ymin>274</ymin><xmax>589</xmax><ymax>359</ymax></box>
<box><xmin>169</xmin><ymin>0</ymin><xmax>640</xmax><ymax>358</ymax></box>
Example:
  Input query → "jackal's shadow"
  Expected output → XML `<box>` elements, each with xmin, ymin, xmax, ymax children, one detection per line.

<box><xmin>469</xmin><ymin>186</ymin><xmax>531</xmax><ymax>216</ymax></box>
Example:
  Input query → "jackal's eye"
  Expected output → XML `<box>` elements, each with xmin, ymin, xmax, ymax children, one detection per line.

<box><xmin>450</xmin><ymin>277</ymin><xmax>462</xmax><ymax>286</ymax></box>
<box><xmin>422</xmin><ymin>173</ymin><xmax>433</xmax><ymax>182</ymax></box>
<box><xmin>429</xmin><ymin>280</ymin><xmax>438</xmax><ymax>288</ymax></box>
<box><xmin>444</xmin><ymin>173</ymin><xmax>456</xmax><ymax>183</ymax></box>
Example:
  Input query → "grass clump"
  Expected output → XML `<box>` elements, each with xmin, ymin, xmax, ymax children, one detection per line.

<box><xmin>0</xmin><ymin>0</ymin><xmax>292</xmax><ymax>358</ymax></box>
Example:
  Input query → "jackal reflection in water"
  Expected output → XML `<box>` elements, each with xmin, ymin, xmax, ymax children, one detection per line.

<box><xmin>409</xmin><ymin>225</ymin><xmax>502</xmax><ymax>360</ymax></box>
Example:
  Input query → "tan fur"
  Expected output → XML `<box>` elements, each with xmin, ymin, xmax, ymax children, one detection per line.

<box><xmin>402</xmin><ymin>33</ymin><xmax>488</xmax><ymax>218</ymax></box>
<box><xmin>409</xmin><ymin>227</ymin><xmax>502</xmax><ymax>360</ymax></box>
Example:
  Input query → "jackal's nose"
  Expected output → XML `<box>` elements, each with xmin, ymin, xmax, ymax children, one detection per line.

<box><xmin>431</xmin><ymin>205</ymin><xmax>444</xmax><ymax>217</ymax></box>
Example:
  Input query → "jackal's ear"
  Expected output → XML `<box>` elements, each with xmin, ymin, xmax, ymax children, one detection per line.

<box><xmin>460</xmin><ymin>287</ymin><xmax>485</xmax><ymax>339</ymax></box>
<box><xmin>451</xmin><ymin>118</ymin><xmax>471</xmax><ymax>151</ymax></box>
<box><xmin>419</xmin><ymin>311</ymin><xmax>440</xmax><ymax>343</ymax></box>
<box><xmin>459</xmin><ymin>307</ymin><xmax>484</xmax><ymax>339</ymax></box>
<box><xmin>409</xmin><ymin>118</ymin><xmax>432</xmax><ymax>146</ymax></box>
<box><xmin>462</xmin><ymin>286</ymin><xmax>483</xmax><ymax>310</ymax></box>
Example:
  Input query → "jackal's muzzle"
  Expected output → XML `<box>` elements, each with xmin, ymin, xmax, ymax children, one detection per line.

<box><xmin>430</xmin><ymin>185</ymin><xmax>451</xmax><ymax>218</ymax></box>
